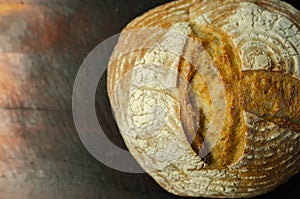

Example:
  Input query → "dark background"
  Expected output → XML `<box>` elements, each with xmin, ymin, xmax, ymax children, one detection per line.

<box><xmin>0</xmin><ymin>0</ymin><xmax>299</xmax><ymax>198</ymax></box>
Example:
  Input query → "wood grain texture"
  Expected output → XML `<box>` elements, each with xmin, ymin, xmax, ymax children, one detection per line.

<box><xmin>0</xmin><ymin>0</ymin><xmax>178</xmax><ymax>199</ymax></box>
<box><xmin>0</xmin><ymin>0</ymin><xmax>299</xmax><ymax>199</ymax></box>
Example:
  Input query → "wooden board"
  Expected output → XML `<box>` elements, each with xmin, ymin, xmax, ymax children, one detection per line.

<box><xmin>0</xmin><ymin>0</ymin><xmax>299</xmax><ymax>198</ymax></box>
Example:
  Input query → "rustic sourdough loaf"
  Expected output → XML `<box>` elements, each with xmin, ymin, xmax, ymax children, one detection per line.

<box><xmin>107</xmin><ymin>0</ymin><xmax>300</xmax><ymax>197</ymax></box>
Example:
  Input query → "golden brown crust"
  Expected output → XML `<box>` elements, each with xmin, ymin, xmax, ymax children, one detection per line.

<box><xmin>107</xmin><ymin>0</ymin><xmax>300</xmax><ymax>198</ymax></box>
<box><xmin>240</xmin><ymin>71</ymin><xmax>300</xmax><ymax>131</ymax></box>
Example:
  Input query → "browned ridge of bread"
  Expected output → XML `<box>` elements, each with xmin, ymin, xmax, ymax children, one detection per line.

<box><xmin>107</xmin><ymin>0</ymin><xmax>300</xmax><ymax>198</ymax></box>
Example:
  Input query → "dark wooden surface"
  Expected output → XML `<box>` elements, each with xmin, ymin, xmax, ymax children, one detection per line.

<box><xmin>0</xmin><ymin>0</ymin><xmax>299</xmax><ymax>198</ymax></box>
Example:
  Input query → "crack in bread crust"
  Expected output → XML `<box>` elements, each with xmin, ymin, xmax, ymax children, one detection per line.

<box><xmin>187</xmin><ymin>26</ymin><xmax>246</xmax><ymax>168</ymax></box>
<box><xmin>240</xmin><ymin>70</ymin><xmax>300</xmax><ymax>132</ymax></box>
<box><xmin>107</xmin><ymin>0</ymin><xmax>300</xmax><ymax>198</ymax></box>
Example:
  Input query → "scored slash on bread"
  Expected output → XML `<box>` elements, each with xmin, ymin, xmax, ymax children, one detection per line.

<box><xmin>107</xmin><ymin>0</ymin><xmax>300</xmax><ymax>198</ymax></box>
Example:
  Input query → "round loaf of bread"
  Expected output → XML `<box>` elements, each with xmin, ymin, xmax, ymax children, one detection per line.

<box><xmin>107</xmin><ymin>0</ymin><xmax>300</xmax><ymax>198</ymax></box>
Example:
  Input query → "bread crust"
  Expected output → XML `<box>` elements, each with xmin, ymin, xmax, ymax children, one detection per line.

<box><xmin>107</xmin><ymin>0</ymin><xmax>300</xmax><ymax>197</ymax></box>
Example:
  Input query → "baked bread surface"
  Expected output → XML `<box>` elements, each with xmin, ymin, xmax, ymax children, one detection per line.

<box><xmin>107</xmin><ymin>0</ymin><xmax>300</xmax><ymax>197</ymax></box>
